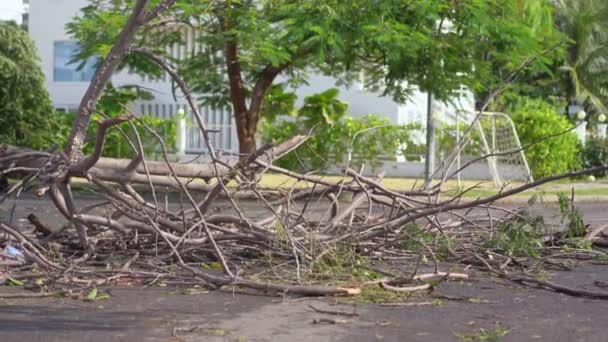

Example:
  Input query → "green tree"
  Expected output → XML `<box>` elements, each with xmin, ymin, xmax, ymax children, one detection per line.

<box><xmin>68</xmin><ymin>0</ymin><xmax>559</xmax><ymax>155</ymax></box>
<box><xmin>554</xmin><ymin>0</ymin><xmax>608</xmax><ymax>113</ymax></box>
<box><xmin>0</xmin><ymin>22</ymin><xmax>64</xmax><ymax>149</ymax></box>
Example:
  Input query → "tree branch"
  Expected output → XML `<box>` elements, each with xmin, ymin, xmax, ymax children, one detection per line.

<box><xmin>70</xmin><ymin>115</ymin><xmax>130</xmax><ymax>174</ymax></box>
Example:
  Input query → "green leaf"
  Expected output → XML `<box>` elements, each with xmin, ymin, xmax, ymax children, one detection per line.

<box><xmin>6</xmin><ymin>277</ymin><xmax>24</xmax><ymax>286</ymax></box>
<box><xmin>85</xmin><ymin>288</ymin><xmax>98</xmax><ymax>302</ymax></box>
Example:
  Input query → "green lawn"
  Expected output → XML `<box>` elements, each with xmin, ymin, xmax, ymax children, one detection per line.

<box><xmin>254</xmin><ymin>173</ymin><xmax>608</xmax><ymax>200</ymax></box>
<box><xmin>22</xmin><ymin>173</ymin><xmax>607</xmax><ymax>201</ymax></box>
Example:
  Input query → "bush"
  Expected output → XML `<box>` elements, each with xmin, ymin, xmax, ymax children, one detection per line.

<box><xmin>0</xmin><ymin>23</ymin><xmax>65</xmax><ymax>149</ymax></box>
<box><xmin>75</xmin><ymin>113</ymin><xmax>177</xmax><ymax>159</ymax></box>
<box><xmin>261</xmin><ymin>89</ymin><xmax>419</xmax><ymax>171</ymax></box>
<box><xmin>581</xmin><ymin>136</ymin><xmax>608</xmax><ymax>177</ymax></box>
<box><xmin>510</xmin><ymin>98</ymin><xmax>580</xmax><ymax>178</ymax></box>
<box><xmin>73</xmin><ymin>84</ymin><xmax>176</xmax><ymax>159</ymax></box>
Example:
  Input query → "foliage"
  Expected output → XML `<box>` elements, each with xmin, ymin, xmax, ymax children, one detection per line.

<box><xmin>510</xmin><ymin>97</ymin><xmax>580</xmax><ymax>178</ymax></box>
<box><xmin>311</xmin><ymin>243</ymin><xmax>372</xmax><ymax>281</ymax></box>
<box><xmin>455</xmin><ymin>322</ymin><xmax>509</xmax><ymax>342</ymax></box>
<box><xmin>260</xmin><ymin>84</ymin><xmax>297</xmax><ymax>123</ymax></box>
<box><xmin>400</xmin><ymin>223</ymin><xmax>455</xmax><ymax>260</ymax></box>
<box><xmin>54</xmin><ymin>83</ymin><xmax>176</xmax><ymax>159</ymax></box>
<box><xmin>61</xmin><ymin>111</ymin><xmax>177</xmax><ymax>160</ymax></box>
<box><xmin>485</xmin><ymin>215</ymin><xmax>546</xmax><ymax>258</ymax></box>
<box><xmin>86</xmin><ymin>114</ymin><xmax>177</xmax><ymax>159</ymax></box>
<box><xmin>483</xmin><ymin>0</ymin><xmax>565</xmax><ymax>105</ymax></box>
<box><xmin>553</xmin><ymin>0</ymin><xmax>608</xmax><ymax>113</ymax></box>
<box><xmin>495</xmin><ymin>0</ymin><xmax>608</xmax><ymax>117</ymax></box>
<box><xmin>581</xmin><ymin>136</ymin><xmax>608</xmax><ymax>177</ymax></box>
<box><xmin>261</xmin><ymin>89</ymin><xmax>418</xmax><ymax>171</ymax></box>
<box><xmin>435</xmin><ymin>121</ymin><xmax>490</xmax><ymax>159</ymax></box>
<box><xmin>0</xmin><ymin>23</ymin><xmax>65</xmax><ymax>149</ymax></box>
<box><xmin>557</xmin><ymin>192</ymin><xmax>586</xmax><ymax>239</ymax></box>
<box><xmin>68</xmin><ymin>0</ymin><xmax>560</xmax><ymax>153</ymax></box>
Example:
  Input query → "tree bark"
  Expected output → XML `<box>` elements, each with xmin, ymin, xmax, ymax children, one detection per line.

<box><xmin>224</xmin><ymin>41</ymin><xmax>256</xmax><ymax>155</ymax></box>
<box><xmin>225</xmin><ymin>40</ymin><xmax>285</xmax><ymax>156</ymax></box>
<box><xmin>64</xmin><ymin>0</ymin><xmax>151</xmax><ymax>161</ymax></box>
<box><xmin>0</xmin><ymin>135</ymin><xmax>307</xmax><ymax>190</ymax></box>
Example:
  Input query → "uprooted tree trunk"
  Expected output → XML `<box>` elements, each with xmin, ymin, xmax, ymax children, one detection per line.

<box><xmin>2</xmin><ymin>0</ymin><xmax>608</xmax><ymax>300</ymax></box>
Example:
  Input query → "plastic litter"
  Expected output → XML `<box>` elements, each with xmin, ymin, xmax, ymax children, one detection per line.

<box><xmin>3</xmin><ymin>244</ymin><xmax>25</xmax><ymax>261</ymax></box>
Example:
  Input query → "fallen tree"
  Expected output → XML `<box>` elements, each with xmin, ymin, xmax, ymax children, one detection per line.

<box><xmin>1</xmin><ymin>0</ymin><xmax>608</xmax><ymax>300</ymax></box>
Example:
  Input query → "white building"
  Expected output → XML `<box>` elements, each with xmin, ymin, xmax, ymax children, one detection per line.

<box><xmin>28</xmin><ymin>0</ymin><xmax>481</xmax><ymax>177</ymax></box>
<box><xmin>0</xmin><ymin>0</ymin><xmax>27</xmax><ymax>25</ymax></box>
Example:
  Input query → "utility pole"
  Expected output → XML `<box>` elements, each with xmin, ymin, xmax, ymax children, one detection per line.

<box><xmin>424</xmin><ymin>92</ymin><xmax>435</xmax><ymax>189</ymax></box>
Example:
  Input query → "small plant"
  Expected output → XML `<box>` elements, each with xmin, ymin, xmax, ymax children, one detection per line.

<box><xmin>557</xmin><ymin>192</ymin><xmax>586</xmax><ymax>239</ymax></box>
<box><xmin>400</xmin><ymin>224</ymin><xmax>456</xmax><ymax>260</ymax></box>
<box><xmin>484</xmin><ymin>216</ymin><xmax>545</xmax><ymax>258</ymax></box>
<box><xmin>455</xmin><ymin>322</ymin><xmax>509</xmax><ymax>342</ymax></box>
<box><xmin>342</xmin><ymin>285</ymin><xmax>410</xmax><ymax>304</ymax></box>
<box><xmin>310</xmin><ymin>243</ymin><xmax>373</xmax><ymax>281</ymax></box>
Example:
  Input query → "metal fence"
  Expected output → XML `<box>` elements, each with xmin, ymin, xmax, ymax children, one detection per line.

<box><xmin>134</xmin><ymin>101</ymin><xmax>239</xmax><ymax>159</ymax></box>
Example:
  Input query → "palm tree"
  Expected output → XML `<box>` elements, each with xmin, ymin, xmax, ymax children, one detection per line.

<box><xmin>554</xmin><ymin>0</ymin><xmax>608</xmax><ymax>114</ymax></box>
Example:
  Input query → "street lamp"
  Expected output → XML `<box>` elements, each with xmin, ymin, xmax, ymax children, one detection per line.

<box><xmin>576</xmin><ymin>110</ymin><xmax>586</xmax><ymax>121</ymax></box>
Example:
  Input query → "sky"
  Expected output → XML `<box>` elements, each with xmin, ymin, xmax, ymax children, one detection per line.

<box><xmin>0</xmin><ymin>0</ymin><xmax>24</xmax><ymax>24</ymax></box>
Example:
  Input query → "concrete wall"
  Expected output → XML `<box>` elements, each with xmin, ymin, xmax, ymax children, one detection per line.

<box><xmin>29</xmin><ymin>0</ymin><xmax>175</xmax><ymax>110</ymax></box>
<box><xmin>30</xmin><ymin>0</ymin><xmax>87</xmax><ymax>109</ymax></box>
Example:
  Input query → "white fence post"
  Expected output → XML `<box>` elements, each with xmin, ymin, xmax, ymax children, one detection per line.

<box><xmin>598</xmin><ymin>123</ymin><xmax>607</xmax><ymax>139</ymax></box>
<box><xmin>576</xmin><ymin>120</ymin><xmax>587</xmax><ymax>144</ymax></box>
<box><xmin>176</xmin><ymin>107</ymin><xmax>187</xmax><ymax>158</ymax></box>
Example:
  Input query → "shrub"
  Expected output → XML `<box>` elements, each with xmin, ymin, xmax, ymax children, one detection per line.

<box><xmin>78</xmin><ymin>113</ymin><xmax>177</xmax><ymax>159</ymax></box>
<box><xmin>510</xmin><ymin>97</ymin><xmax>580</xmax><ymax>178</ymax></box>
<box><xmin>261</xmin><ymin>88</ymin><xmax>419</xmax><ymax>171</ymax></box>
<box><xmin>581</xmin><ymin>136</ymin><xmax>608</xmax><ymax>177</ymax></box>
<box><xmin>74</xmin><ymin>84</ymin><xmax>176</xmax><ymax>159</ymax></box>
<box><xmin>0</xmin><ymin>23</ymin><xmax>65</xmax><ymax>149</ymax></box>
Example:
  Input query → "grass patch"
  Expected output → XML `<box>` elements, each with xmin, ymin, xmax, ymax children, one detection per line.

<box><xmin>44</xmin><ymin>174</ymin><xmax>608</xmax><ymax>200</ymax></box>
<box><xmin>341</xmin><ymin>285</ymin><xmax>410</xmax><ymax>304</ymax></box>
<box><xmin>455</xmin><ymin>322</ymin><xmax>509</xmax><ymax>342</ymax></box>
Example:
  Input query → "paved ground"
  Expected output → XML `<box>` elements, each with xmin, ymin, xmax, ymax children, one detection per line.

<box><xmin>1</xmin><ymin>264</ymin><xmax>607</xmax><ymax>341</ymax></box>
<box><xmin>1</xmin><ymin>193</ymin><xmax>608</xmax><ymax>341</ymax></box>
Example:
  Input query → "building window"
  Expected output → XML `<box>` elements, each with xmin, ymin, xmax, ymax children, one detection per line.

<box><xmin>53</xmin><ymin>41</ymin><xmax>97</xmax><ymax>82</ymax></box>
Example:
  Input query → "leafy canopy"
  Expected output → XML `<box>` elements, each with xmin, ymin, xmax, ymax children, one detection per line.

<box><xmin>554</xmin><ymin>0</ymin><xmax>608</xmax><ymax>112</ymax></box>
<box><xmin>68</xmin><ymin>0</ymin><xmax>560</xmax><ymax>108</ymax></box>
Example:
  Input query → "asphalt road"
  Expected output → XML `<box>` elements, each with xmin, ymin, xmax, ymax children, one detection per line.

<box><xmin>1</xmin><ymin>265</ymin><xmax>607</xmax><ymax>341</ymax></box>
<box><xmin>1</xmin><ymin>193</ymin><xmax>608</xmax><ymax>341</ymax></box>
